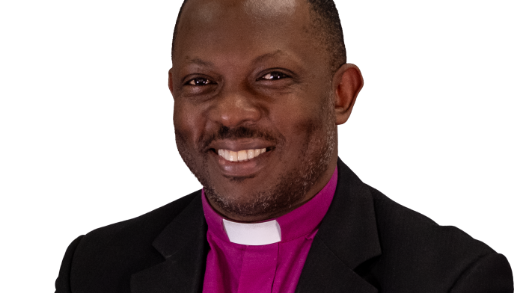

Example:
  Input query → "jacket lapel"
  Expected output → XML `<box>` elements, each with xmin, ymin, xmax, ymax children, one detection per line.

<box><xmin>131</xmin><ymin>192</ymin><xmax>208</xmax><ymax>293</ymax></box>
<box><xmin>296</xmin><ymin>159</ymin><xmax>382</xmax><ymax>293</ymax></box>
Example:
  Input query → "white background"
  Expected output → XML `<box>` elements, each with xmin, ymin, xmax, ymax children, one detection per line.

<box><xmin>1</xmin><ymin>0</ymin><xmax>518</xmax><ymax>291</ymax></box>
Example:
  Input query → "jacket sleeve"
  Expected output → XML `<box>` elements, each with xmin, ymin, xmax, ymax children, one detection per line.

<box><xmin>450</xmin><ymin>253</ymin><xmax>514</xmax><ymax>293</ymax></box>
<box><xmin>55</xmin><ymin>235</ymin><xmax>84</xmax><ymax>293</ymax></box>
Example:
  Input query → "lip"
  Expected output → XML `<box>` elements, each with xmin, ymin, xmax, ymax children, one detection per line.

<box><xmin>208</xmin><ymin>140</ymin><xmax>275</xmax><ymax>178</ymax></box>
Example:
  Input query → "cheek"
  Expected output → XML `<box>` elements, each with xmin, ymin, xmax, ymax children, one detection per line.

<box><xmin>173</xmin><ymin>102</ymin><xmax>210</xmax><ymax>178</ymax></box>
<box><xmin>271</xmin><ymin>99</ymin><xmax>329</xmax><ymax>157</ymax></box>
<box><xmin>173</xmin><ymin>102</ymin><xmax>206</xmax><ymax>146</ymax></box>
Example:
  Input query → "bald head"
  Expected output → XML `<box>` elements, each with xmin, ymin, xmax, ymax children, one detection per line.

<box><xmin>171</xmin><ymin>0</ymin><xmax>346</xmax><ymax>73</ymax></box>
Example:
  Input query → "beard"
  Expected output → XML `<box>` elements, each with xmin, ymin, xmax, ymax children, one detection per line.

<box><xmin>175</xmin><ymin>94</ymin><xmax>336</xmax><ymax>220</ymax></box>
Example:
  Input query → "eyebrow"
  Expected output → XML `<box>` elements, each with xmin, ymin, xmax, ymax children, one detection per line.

<box><xmin>251</xmin><ymin>50</ymin><xmax>286</xmax><ymax>65</ymax></box>
<box><xmin>184</xmin><ymin>50</ymin><xmax>288</xmax><ymax>67</ymax></box>
<box><xmin>185</xmin><ymin>57</ymin><xmax>214</xmax><ymax>67</ymax></box>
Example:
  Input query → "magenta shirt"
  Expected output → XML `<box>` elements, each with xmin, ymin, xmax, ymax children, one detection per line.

<box><xmin>201</xmin><ymin>167</ymin><xmax>338</xmax><ymax>293</ymax></box>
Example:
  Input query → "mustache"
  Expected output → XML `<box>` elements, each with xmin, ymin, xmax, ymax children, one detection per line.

<box><xmin>199</xmin><ymin>126</ymin><xmax>281</xmax><ymax>150</ymax></box>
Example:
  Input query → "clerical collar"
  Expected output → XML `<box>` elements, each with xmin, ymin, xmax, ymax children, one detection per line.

<box><xmin>202</xmin><ymin>167</ymin><xmax>338</xmax><ymax>246</ymax></box>
<box><xmin>222</xmin><ymin>218</ymin><xmax>281</xmax><ymax>245</ymax></box>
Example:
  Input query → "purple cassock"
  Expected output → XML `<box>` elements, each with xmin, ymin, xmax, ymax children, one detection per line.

<box><xmin>201</xmin><ymin>167</ymin><xmax>338</xmax><ymax>293</ymax></box>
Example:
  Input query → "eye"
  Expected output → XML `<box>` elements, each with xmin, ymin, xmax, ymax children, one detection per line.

<box><xmin>186</xmin><ymin>77</ymin><xmax>214</xmax><ymax>86</ymax></box>
<box><xmin>259</xmin><ymin>71</ymin><xmax>289</xmax><ymax>80</ymax></box>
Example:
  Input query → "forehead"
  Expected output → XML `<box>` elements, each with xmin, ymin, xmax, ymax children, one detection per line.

<box><xmin>191</xmin><ymin>0</ymin><xmax>300</xmax><ymax>20</ymax></box>
<box><xmin>173</xmin><ymin>0</ymin><xmax>320</xmax><ymax>65</ymax></box>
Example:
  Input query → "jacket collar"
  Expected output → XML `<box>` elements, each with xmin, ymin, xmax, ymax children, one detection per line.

<box><xmin>295</xmin><ymin>158</ymin><xmax>382</xmax><ymax>292</ymax></box>
<box><xmin>131</xmin><ymin>158</ymin><xmax>381</xmax><ymax>293</ymax></box>
<box><xmin>131</xmin><ymin>192</ymin><xmax>208</xmax><ymax>293</ymax></box>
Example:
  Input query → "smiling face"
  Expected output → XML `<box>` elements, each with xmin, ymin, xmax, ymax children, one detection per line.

<box><xmin>170</xmin><ymin>0</ymin><xmax>348</xmax><ymax>222</ymax></box>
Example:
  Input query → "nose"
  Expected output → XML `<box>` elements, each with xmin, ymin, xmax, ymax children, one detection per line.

<box><xmin>208</xmin><ymin>89</ymin><xmax>262</xmax><ymax>128</ymax></box>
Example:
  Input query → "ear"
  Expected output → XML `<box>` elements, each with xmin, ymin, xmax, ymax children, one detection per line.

<box><xmin>333</xmin><ymin>63</ymin><xmax>364</xmax><ymax>125</ymax></box>
<box><xmin>168</xmin><ymin>68</ymin><xmax>174</xmax><ymax>96</ymax></box>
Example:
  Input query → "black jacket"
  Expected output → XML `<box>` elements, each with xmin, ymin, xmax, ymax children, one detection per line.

<box><xmin>56</xmin><ymin>159</ymin><xmax>514</xmax><ymax>292</ymax></box>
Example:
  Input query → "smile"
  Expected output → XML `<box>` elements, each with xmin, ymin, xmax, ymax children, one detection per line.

<box><xmin>217</xmin><ymin>148</ymin><xmax>267</xmax><ymax>162</ymax></box>
<box><xmin>207</xmin><ymin>139</ymin><xmax>276</xmax><ymax>177</ymax></box>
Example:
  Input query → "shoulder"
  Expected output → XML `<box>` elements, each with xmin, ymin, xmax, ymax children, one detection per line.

<box><xmin>369</xmin><ymin>185</ymin><xmax>492</xmax><ymax>256</ymax></box>
<box><xmin>56</xmin><ymin>190</ymin><xmax>201</xmax><ymax>292</ymax></box>
<box><xmin>365</xmin><ymin>186</ymin><xmax>513</xmax><ymax>292</ymax></box>
<box><xmin>80</xmin><ymin>190</ymin><xmax>200</xmax><ymax>248</ymax></box>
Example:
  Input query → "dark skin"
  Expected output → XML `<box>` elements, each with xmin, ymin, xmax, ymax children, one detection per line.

<box><xmin>169</xmin><ymin>0</ymin><xmax>363</xmax><ymax>222</ymax></box>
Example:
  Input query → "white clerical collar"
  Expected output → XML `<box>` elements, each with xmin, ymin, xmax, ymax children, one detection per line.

<box><xmin>222</xmin><ymin>218</ymin><xmax>282</xmax><ymax>245</ymax></box>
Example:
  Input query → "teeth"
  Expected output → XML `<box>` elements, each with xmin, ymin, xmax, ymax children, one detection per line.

<box><xmin>247</xmin><ymin>149</ymin><xmax>255</xmax><ymax>159</ymax></box>
<box><xmin>229</xmin><ymin>151</ymin><xmax>237</xmax><ymax>161</ymax></box>
<box><xmin>224</xmin><ymin>149</ymin><xmax>230</xmax><ymax>161</ymax></box>
<box><xmin>237</xmin><ymin>150</ymin><xmax>248</xmax><ymax>161</ymax></box>
<box><xmin>218</xmin><ymin>148</ymin><xmax>267</xmax><ymax>162</ymax></box>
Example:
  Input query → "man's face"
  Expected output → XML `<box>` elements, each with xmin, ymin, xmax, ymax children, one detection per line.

<box><xmin>170</xmin><ymin>0</ymin><xmax>338</xmax><ymax>221</ymax></box>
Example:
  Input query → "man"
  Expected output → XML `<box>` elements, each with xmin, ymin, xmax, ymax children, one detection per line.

<box><xmin>55</xmin><ymin>0</ymin><xmax>514</xmax><ymax>292</ymax></box>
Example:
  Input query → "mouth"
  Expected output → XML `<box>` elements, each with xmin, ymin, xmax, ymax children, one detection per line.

<box><xmin>208</xmin><ymin>146</ymin><xmax>275</xmax><ymax>177</ymax></box>
<box><xmin>215</xmin><ymin>147</ymin><xmax>274</xmax><ymax>162</ymax></box>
